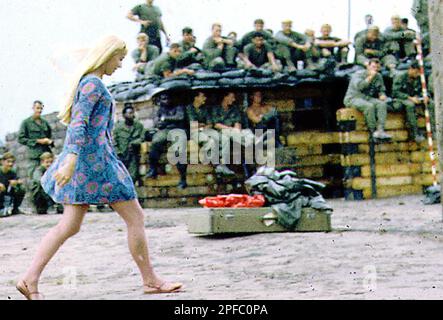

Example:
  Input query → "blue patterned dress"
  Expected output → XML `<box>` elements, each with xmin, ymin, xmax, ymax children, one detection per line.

<box><xmin>41</xmin><ymin>75</ymin><xmax>137</xmax><ymax>205</ymax></box>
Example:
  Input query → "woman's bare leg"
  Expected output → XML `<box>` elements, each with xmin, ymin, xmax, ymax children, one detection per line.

<box><xmin>19</xmin><ymin>204</ymin><xmax>89</xmax><ymax>294</ymax></box>
<box><xmin>111</xmin><ymin>200</ymin><xmax>182</xmax><ymax>291</ymax></box>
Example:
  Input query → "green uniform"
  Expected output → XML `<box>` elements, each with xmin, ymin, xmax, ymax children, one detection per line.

<box><xmin>177</xmin><ymin>40</ymin><xmax>204</xmax><ymax>68</ymax></box>
<box><xmin>0</xmin><ymin>167</ymin><xmax>25</xmax><ymax>214</ymax></box>
<box><xmin>131</xmin><ymin>4</ymin><xmax>163</xmax><ymax>51</ymax></box>
<box><xmin>240</xmin><ymin>30</ymin><xmax>275</xmax><ymax>50</ymax></box>
<box><xmin>354</xmin><ymin>29</ymin><xmax>369</xmax><ymax>44</ymax></box>
<box><xmin>355</xmin><ymin>35</ymin><xmax>397</xmax><ymax>68</ymax></box>
<box><xmin>212</xmin><ymin>105</ymin><xmax>256</xmax><ymax>164</ymax></box>
<box><xmin>383</xmin><ymin>26</ymin><xmax>416</xmax><ymax>59</ymax></box>
<box><xmin>274</xmin><ymin>30</ymin><xmax>308</xmax><ymax>68</ymax></box>
<box><xmin>146</xmin><ymin>53</ymin><xmax>177</xmax><ymax>77</ymax></box>
<box><xmin>30</xmin><ymin>165</ymin><xmax>54</xmax><ymax>214</ymax></box>
<box><xmin>344</xmin><ymin>70</ymin><xmax>388</xmax><ymax>131</ymax></box>
<box><xmin>202</xmin><ymin>37</ymin><xmax>238</xmax><ymax>70</ymax></box>
<box><xmin>114</xmin><ymin>120</ymin><xmax>145</xmax><ymax>183</ymax></box>
<box><xmin>316</xmin><ymin>36</ymin><xmax>349</xmax><ymax>63</ymax></box>
<box><xmin>132</xmin><ymin>45</ymin><xmax>160</xmax><ymax>77</ymax></box>
<box><xmin>18</xmin><ymin>116</ymin><xmax>52</xmax><ymax>177</ymax></box>
<box><xmin>243</xmin><ymin>43</ymin><xmax>280</xmax><ymax>70</ymax></box>
<box><xmin>392</xmin><ymin>71</ymin><xmax>435</xmax><ymax>138</ymax></box>
<box><xmin>412</xmin><ymin>0</ymin><xmax>430</xmax><ymax>54</ymax></box>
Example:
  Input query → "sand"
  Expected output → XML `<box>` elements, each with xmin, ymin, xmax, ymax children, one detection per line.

<box><xmin>1</xmin><ymin>194</ymin><xmax>443</xmax><ymax>300</ymax></box>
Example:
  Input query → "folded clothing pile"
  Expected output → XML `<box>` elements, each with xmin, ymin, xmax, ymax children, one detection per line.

<box><xmin>245</xmin><ymin>166</ymin><xmax>333</xmax><ymax>229</ymax></box>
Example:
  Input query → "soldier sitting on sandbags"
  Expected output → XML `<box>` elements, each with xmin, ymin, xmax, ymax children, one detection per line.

<box><xmin>344</xmin><ymin>58</ymin><xmax>392</xmax><ymax>140</ymax></box>
<box><xmin>0</xmin><ymin>152</ymin><xmax>25</xmax><ymax>217</ymax></box>
<box><xmin>177</xmin><ymin>27</ymin><xmax>205</xmax><ymax>69</ymax></box>
<box><xmin>202</xmin><ymin>23</ymin><xmax>239</xmax><ymax>70</ymax></box>
<box><xmin>355</xmin><ymin>26</ymin><xmax>397</xmax><ymax>75</ymax></box>
<box><xmin>30</xmin><ymin>152</ymin><xmax>62</xmax><ymax>215</ymax></box>
<box><xmin>132</xmin><ymin>33</ymin><xmax>160</xmax><ymax>80</ymax></box>
<box><xmin>238</xmin><ymin>32</ymin><xmax>282</xmax><ymax>72</ymax></box>
<box><xmin>383</xmin><ymin>15</ymin><xmax>417</xmax><ymax>63</ymax></box>
<box><xmin>146</xmin><ymin>43</ymin><xmax>195</xmax><ymax>78</ymax></box>
<box><xmin>316</xmin><ymin>24</ymin><xmax>351</xmax><ymax>65</ymax></box>
<box><xmin>391</xmin><ymin>61</ymin><xmax>435</xmax><ymax>143</ymax></box>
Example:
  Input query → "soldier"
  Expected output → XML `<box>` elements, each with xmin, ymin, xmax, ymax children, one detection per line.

<box><xmin>316</xmin><ymin>24</ymin><xmax>351</xmax><ymax>64</ymax></box>
<box><xmin>132</xmin><ymin>33</ymin><xmax>160</xmax><ymax>79</ymax></box>
<box><xmin>211</xmin><ymin>92</ymin><xmax>258</xmax><ymax>176</ymax></box>
<box><xmin>146</xmin><ymin>94</ymin><xmax>188</xmax><ymax>189</ymax></box>
<box><xmin>383</xmin><ymin>15</ymin><xmax>417</xmax><ymax>62</ymax></box>
<box><xmin>240</xmin><ymin>32</ymin><xmax>281</xmax><ymax>72</ymax></box>
<box><xmin>412</xmin><ymin>0</ymin><xmax>430</xmax><ymax>56</ymax></box>
<box><xmin>246</xmin><ymin>91</ymin><xmax>283</xmax><ymax>148</ymax></box>
<box><xmin>30</xmin><ymin>152</ymin><xmax>59</xmax><ymax>215</ymax></box>
<box><xmin>127</xmin><ymin>0</ymin><xmax>170</xmax><ymax>53</ymax></box>
<box><xmin>275</xmin><ymin>20</ymin><xmax>310</xmax><ymax>71</ymax></box>
<box><xmin>114</xmin><ymin>104</ymin><xmax>145</xmax><ymax>185</ymax></box>
<box><xmin>240</xmin><ymin>19</ymin><xmax>275</xmax><ymax>51</ymax></box>
<box><xmin>177</xmin><ymin>27</ymin><xmax>204</xmax><ymax>68</ymax></box>
<box><xmin>354</xmin><ymin>14</ymin><xmax>375</xmax><ymax>43</ymax></box>
<box><xmin>18</xmin><ymin>101</ymin><xmax>53</xmax><ymax>178</ymax></box>
<box><xmin>355</xmin><ymin>26</ymin><xmax>397</xmax><ymax>73</ymax></box>
<box><xmin>203</xmin><ymin>23</ymin><xmax>239</xmax><ymax>70</ymax></box>
<box><xmin>0</xmin><ymin>152</ymin><xmax>25</xmax><ymax>216</ymax></box>
<box><xmin>392</xmin><ymin>61</ymin><xmax>435</xmax><ymax>143</ymax></box>
<box><xmin>344</xmin><ymin>58</ymin><xmax>392</xmax><ymax>140</ymax></box>
<box><xmin>146</xmin><ymin>43</ymin><xmax>195</xmax><ymax>78</ymax></box>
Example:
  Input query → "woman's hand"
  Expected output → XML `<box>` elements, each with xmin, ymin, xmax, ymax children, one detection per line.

<box><xmin>53</xmin><ymin>154</ymin><xmax>78</xmax><ymax>187</ymax></box>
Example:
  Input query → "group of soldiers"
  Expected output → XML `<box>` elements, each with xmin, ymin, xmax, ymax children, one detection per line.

<box><xmin>0</xmin><ymin>101</ymin><xmax>61</xmax><ymax>216</ymax></box>
<box><xmin>115</xmin><ymin>90</ymin><xmax>281</xmax><ymax>190</ymax></box>
<box><xmin>126</xmin><ymin>0</ymin><xmax>424</xmax><ymax>80</ymax></box>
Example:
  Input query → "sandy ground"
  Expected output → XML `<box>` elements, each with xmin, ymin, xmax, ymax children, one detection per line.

<box><xmin>1</xmin><ymin>195</ymin><xmax>443</xmax><ymax>300</ymax></box>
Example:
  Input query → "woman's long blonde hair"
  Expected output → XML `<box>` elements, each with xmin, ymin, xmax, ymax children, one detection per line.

<box><xmin>58</xmin><ymin>35</ymin><xmax>127</xmax><ymax>125</ymax></box>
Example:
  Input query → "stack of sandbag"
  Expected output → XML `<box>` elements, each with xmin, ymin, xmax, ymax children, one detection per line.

<box><xmin>337</xmin><ymin>107</ymin><xmax>439</xmax><ymax>200</ymax></box>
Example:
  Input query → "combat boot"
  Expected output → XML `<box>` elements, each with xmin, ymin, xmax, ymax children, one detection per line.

<box><xmin>373</xmin><ymin>126</ymin><xmax>392</xmax><ymax>140</ymax></box>
<box><xmin>146</xmin><ymin>167</ymin><xmax>158</xmax><ymax>179</ymax></box>
<box><xmin>215</xmin><ymin>164</ymin><xmax>235</xmax><ymax>176</ymax></box>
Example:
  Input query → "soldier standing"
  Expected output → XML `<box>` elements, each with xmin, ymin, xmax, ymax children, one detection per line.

<box><xmin>146</xmin><ymin>94</ymin><xmax>188</xmax><ymax>189</ymax></box>
<box><xmin>344</xmin><ymin>58</ymin><xmax>392</xmax><ymax>140</ymax></box>
<box><xmin>114</xmin><ymin>104</ymin><xmax>145</xmax><ymax>186</ymax></box>
<box><xmin>0</xmin><ymin>152</ymin><xmax>25</xmax><ymax>216</ymax></box>
<box><xmin>391</xmin><ymin>61</ymin><xmax>435</xmax><ymax>143</ymax></box>
<box><xmin>18</xmin><ymin>101</ymin><xmax>53</xmax><ymax>178</ymax></box>
<box><xmin>412</xmin><ymin>0</ymin><xmax>430</xmax><ymax>56</ymax></box>
<box><xmin>127</xmin><ymin>0</ymin><xmax>170</xmax><ymax>53</ymax></box>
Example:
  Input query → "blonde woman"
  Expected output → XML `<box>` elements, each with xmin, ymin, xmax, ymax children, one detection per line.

<box><xmin>16</xmin><ymin>35</ymin><xmax>182</xmax><ymax>299</ymax></box>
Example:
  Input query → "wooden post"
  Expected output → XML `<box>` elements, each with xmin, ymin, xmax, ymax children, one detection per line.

<box><xmin>428</xmin><ymin>0</ymin><xmax>443</xmax><ymax>217</ymax></box>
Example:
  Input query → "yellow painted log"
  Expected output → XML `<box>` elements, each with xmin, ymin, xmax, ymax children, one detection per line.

<box><xmin>296</xmin><ymin>166</ymin><xmax>325</xmax><ymax>178</ymax></box>
<box><xmin>165</xmin><ymin>164</ymin><xmax>214</xmax><ymax>175</ymax></box>
<box><xmin>294</xmin><ymin>145</ymin><xmax>323</xmax><ymax>156</ymax></box>
<box><xmin>360</xmin><ymin>163</ymin><xmax>421</xmax><ymax>178</ymax></box>
<box><xmin>143</xmin><ymin>174</ymin><xmax>215</xmax><ymax>188</ymax></box>
<box><xmin>362</xmin><ymin>185</ymin><xmax>422</xmax><ymax>199</ymax></box>
<box><xmin>269</xmin><ymin>99</ymin><xmax>296</xmax><ymax>112</ymax></box>
<box><xmin>341</xmin><ymin>152</ymin><xmax>411</xmax><ymax>166</ymax></box>
<box><xmin>297</xmin><ymin>154</ymin><xmax>341</xmax><ymax>167</ymax></box>
<box><xmin>351</xmin><ymin>176</ymin><xmax>413</xmax><ymax>190</ymax></box>
<box><xmin>421</xmin><ymin>163</ymin><xmax>441</xmax><ymax>174</ymax></box>
<box><xmin>413</xmin><ymin>174</ymin><xmax>441</xmax><ymax>186</ymax></box>
<box><xmin>287</xmin><ymin>131</ymin><xmax>340</xmax><ymax>145</ymax></box>
<box><xmin>358</xmin><ymin>142</ymin><xmax>419</xmax><ymax>153</ymax></box>
<box><xmin>140</xmin><ymin>142</ymin><xmax>150</xmax><ymax>155</ymax></box>
<box><xmin>339</xmin><ymin>130</ymin><xmax>409</xmax><ymax>144</ymax></box>
<box><xmin>410</xmin><ymin>151</ymin><xmax>440</xmax><ymax>163</ymax></box>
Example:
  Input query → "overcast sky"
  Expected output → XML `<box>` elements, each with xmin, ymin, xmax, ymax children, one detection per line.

<box><xmin>0</xmin><ymin>0</ymin><xmax>417</xmax><ymax>140</ymax></box>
